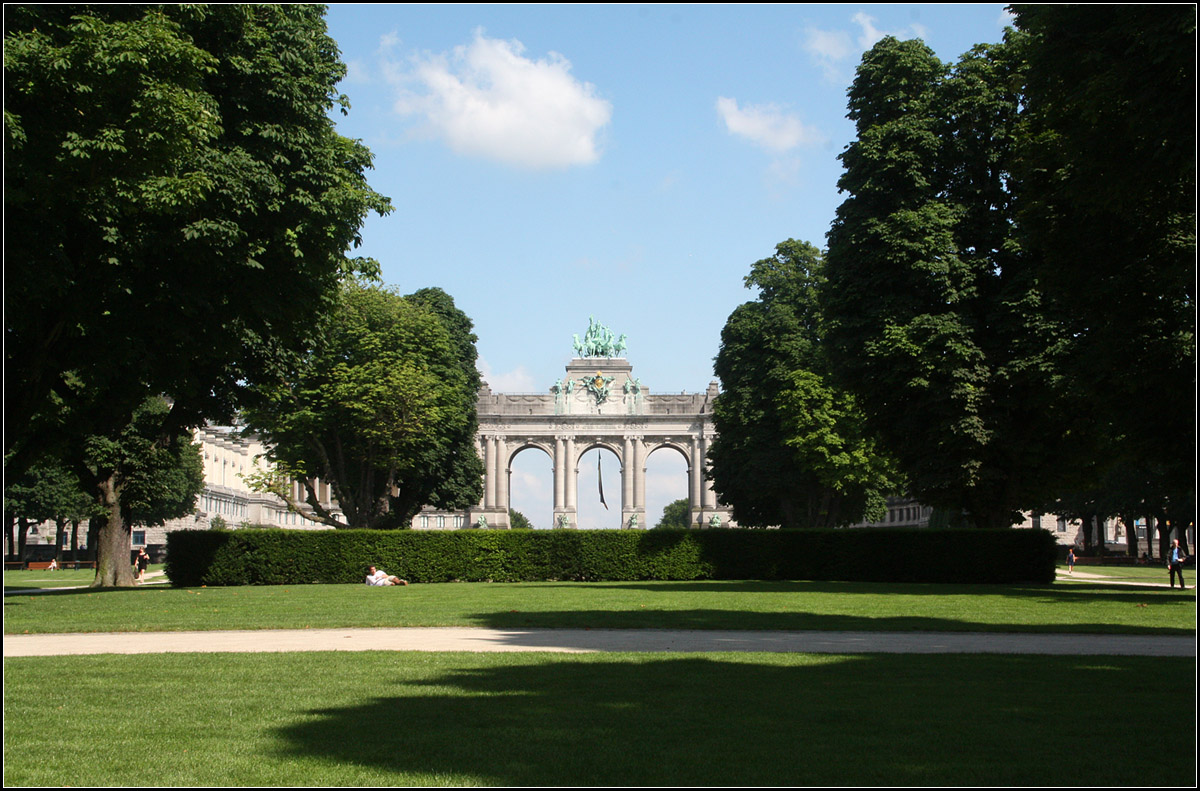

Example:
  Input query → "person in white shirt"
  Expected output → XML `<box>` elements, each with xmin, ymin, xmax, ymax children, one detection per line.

<box><xmin>365</xmin><ymin>565</ymin><xmax>408</xmax><ymax>586</ymax></box>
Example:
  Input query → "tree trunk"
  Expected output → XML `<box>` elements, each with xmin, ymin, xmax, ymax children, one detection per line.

<box><xmin>90</xmin><ymin>471</ymin><xmax>135</xmax><ymax>588</ymax></box>
<box><xmin>1121</xmin><ymin>514</ymin><xmax>1138</xmax><ymax>558</ymax></box>
<box><xmin>5</xmin><ymin>513</ymin><xmax>15</xmax><ymax>560</ymax></box>
<box><xmin>86</xmin><ymin>518</ymin><xmax>100</xmax><ymax>562</ymax></box>
<box><xmin>1079</xmin><ymin>514</ymin><xmax>1093</xmax><ymax>553</ymax></box>
<box><xmin>53</xmin><ymin>518</ymin><xmax>67</xmax><ymax>563</ymax></box>
<box><xmin>70</xmin><ymin>519</ymin><xmax>81</xmax><ymax>563</ymax></box>
<box><xmin>17</xmin><ymin>517</ymin><xmax>31</xmax><ymax>563</ymax></box>
<box><xmin>1155</xmin><ymin>513</ymin><xmax>1170</xmax><ymax>559</ymax></box>
<box><xmin>1093</xmin><ymin>513</ymin><xmax>1106</xmax><ymax>554</ymax></box>
<box><xmin>1167</xmin><ymin>512</ymin><xmax>1192</xmax><ymax>556</ymax></box>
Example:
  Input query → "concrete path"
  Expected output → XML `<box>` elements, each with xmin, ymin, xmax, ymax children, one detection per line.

<box><xmin>7</xmin><ymin>570</ymin><xmax>1193</xmax><ymax>658</ymax></box>
<box><xmin>5</xmin><ymin>626</ymin><xmax>1194</xmax><ymax>658</ymax></box>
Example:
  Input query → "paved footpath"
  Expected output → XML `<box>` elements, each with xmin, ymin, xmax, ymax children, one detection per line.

<box><xmin>5</xmin><ymin>626</ymin><xmax>1194</xmax><ymax>658</ymax></box>
<box><xmin>6</xmin><ymin>571</ymin><xmax>1193</xmax><ymax>658</ymax></box>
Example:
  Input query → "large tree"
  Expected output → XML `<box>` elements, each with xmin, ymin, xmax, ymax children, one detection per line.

<box><xmin>653</xmin><ymin>499</ymin><xmax>692</xmax><ymax>530</ymax></box>
<box><xmin>244</xmin><ymin>281</ymin><xmax>483</xmax><ymax>529</ymax></box>
<box><xmin>823</xmin><ymin>35</ymin><xmax>1093</xmax><ymax>529</ymax></box>
<box><xmin>396</xmin><ymin>288</ymin><xmax>487</xmax><ymax>519</ymax></box>
<box><xmin>82</xmin><ymin>398</ymin><xmax>205</xmax><ymax>586</ymax></box>
<box><xmin>4</xmin><ymin>6</ymin><xmax>390</xmax><ymax>584</ymax></box>
<box><xmin>708</xmin><ymin>240</ymin><xmax>899</xmax><ymax>528</ymax></box>
<box><xmin>1012</xmin><ymin>5</ymin><xmax>1195</xmax><ymax>548</ymax></box>
<box><xmin>4</xmin><ymin>455</ymin><xmax>94</xmax><ymax>563</ymax></box>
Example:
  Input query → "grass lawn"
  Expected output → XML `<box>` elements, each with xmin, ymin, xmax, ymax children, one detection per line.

<box><xmin>5</xmin><ymin>575</ymin><xmax>1194</xmax><ymax>786</ymax></box>
<box><xmin>4</xmin><ymin>650</ymin><xmax>1194</xmax><ymax>787</ymax></box>
<box><xmin>5</xmin><ymin>576</ymin><xmax>1195</xmax><ymax>636</ymax></box>
<box><xmin>1058</xmin><ymin>562</ymin><xmax>1190</xmax><ymax>584</ymax></box>
<box><xmin>2</xmin><ymin>564</ymin><xmax>166</xmax><ymax>590</ymax></box>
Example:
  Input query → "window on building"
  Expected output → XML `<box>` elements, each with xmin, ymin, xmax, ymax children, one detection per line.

<box><xmin>437</xmin><ymin>515</ymin><xmax>446</xmax><ymax>528</ymax></box>
<box><xmin>1031</xmin><ymin>513</ymin><xmax>1042</xmax><ymax>530</ymax></box>
<box><xmin>420</xmin><ymin>515</ymin><xmax>429</xmax><ymax>528</ymax></box>
<box><xmin>132</xmin><ymin>531</ymin><xmax>146</xmax><ymax>547</ymax></box>
<box><xmin>1057</xmin><ymin>517</ymin><xmax>1067</xmax><ymax>533</ymax></box>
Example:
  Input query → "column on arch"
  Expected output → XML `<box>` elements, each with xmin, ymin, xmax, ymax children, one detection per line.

<box><xmin>564</xmin><ymin>436</ymin><xmax>577</xmax><ymax>514</ymax></box>
<box><xmin>621</xmin><ymin>435</ymin><xmax>634</xmax><ymax>514</ymax></box>
<box><xmin>689</xmin><ymin>435</ymin><xmax>702</xmax><ymax>513</ymax></box>
<box><xmin>700</xmin><ymin>432</ymin><xmax>717</xmax><ymax>510</ymax></box>
<box><xmin>632</xmin><ymin>435</ymin><xmax>645</xmax><ymax>513</ymax></box>
<box><xmin>553</xmin><ymin>436</ymin><xmax>566</xmax><ymax>511</ymax></box>
<box><xmin>496</xmin><ymin>436</ymin><xmax>509</xmax><ymax>513</ymax></box>
<box><xmin>483</xmin><ymin>435</ymin><xmax>496</xmax><ymax>509</ymax></box>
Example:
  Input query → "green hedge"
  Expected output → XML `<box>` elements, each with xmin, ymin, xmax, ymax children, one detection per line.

<box><xmin>166</xmin><ymin>527</ymin><xmax>1056</xmax><ymax>586</ymax></box>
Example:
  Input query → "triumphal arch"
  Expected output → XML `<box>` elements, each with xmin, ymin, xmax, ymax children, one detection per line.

<box><xmin>468</xmin><ymin>319</ymin><xmax>734</xmax><ymax>529</ymax></box>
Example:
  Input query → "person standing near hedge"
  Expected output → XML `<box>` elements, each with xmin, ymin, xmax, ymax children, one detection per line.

<box><xmin>365</xmin><ymin>565</ymin><xmax>408</xmax><ymax>586</ymax></box>
<box><xmin>1167</xmin><ymin>539</ymin><xmax>1188</xmax><ymax>590</ymax></box>
<box><xmin>1066</xmin><ymin>548</ymin><xmax>1075</xmax><ymax>574</ymax></box>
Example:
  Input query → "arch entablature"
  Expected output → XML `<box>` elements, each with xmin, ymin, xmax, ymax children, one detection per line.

<box><xmin>469</xmin><ymin>354</ymin><xmax>734</xmax><ymax>529</ymax></box>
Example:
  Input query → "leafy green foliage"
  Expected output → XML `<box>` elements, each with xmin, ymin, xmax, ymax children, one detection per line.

<box><xmin>100</xmin><ymin>398</ymin><xmax>205</xmax><ymax>529</ymax></box>
<box><xmin>1012</xmin><ymin>5</ymin><xmax>1195</xmax><ymax>543</ymax></box>
<box><xmin>653</xmin><ymin>499</ymin><xmax>692</xmax><ymax>529</ymax></box>
<box><xmin>244</xmin><ymin>281</ymin><xmax>481</xmax><ymax>529</ymax></box>
<box><xmin>394</xmin><ymin>288</ymin><xmax>486</xmax><ymax>517</ymax></box>
<box><xmin>3</xmin><ymin>453</ymin><xmax>97</xmax><ymax>559</ymax></box>
<box><xmin>824</xmin><ymin>36</ymin><xmax>1091</xmax><ymax>529</ymax></box>
<box><xmin>508</xmin><ymin>510</ymin><xmax>534</xmax><ymax>530</ymax></box>
<box><xmin>709</xmin><ymin>240</ymin><xmax>899</xmax><ymax>528</ymax></box>
<box><xmin>4</xmin><ymin>5</ymin><xmax>391</xmax><ymax>583</ymax></box>
<box><xmin>165</xmin><ymin>526</ymin><xmax>1057</xmax><ymax>586</ymax></box>
<box><xmin>3</xmin><ymin>456</ymin><xmax>94</xmax><ymax>529</ymax></box>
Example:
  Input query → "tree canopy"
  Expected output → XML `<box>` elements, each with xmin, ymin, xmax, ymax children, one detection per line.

<box><xmin>5</xmin><ymin>5</ymin><xmax>392</xmax><ymax>461</ymax></box>
<box><xmin>1011</xmin><ymin>5</ymin><xmax>1195</xmax><ymax>546</ymax></box>
<box><xmin>4</xmin><ymin>5</ymin><xmax>390</xmax><ymax>584</ymax></box>
<box><xmin>823</xmin><ymin>35</ymin><xmax>1097</xmax><ymax>529</ymax></box>
<box><xmin>653</xmin><ymin>498</ymin><xmax>691</xmax><ymax>530</ymax></box>
<box><xmin>823</xmin><ymin>10</ymin><xmax>1194</xmax><ymax>533</ymax></box>
<box><xmin>244</xmin><ymin>280</ymin><xmax>483</xmax><ymax>529</ymax></box>
<box><xmin>508</xmin><ymin>510</ymin><xmax>534</xmax><ymax>530</ymax></box>
<box><xmin>80</xmin><ymin>397</ymin><xmax>205</xmax><ymax>585</ymax></box>
<box><xmin>708</xmin><ymin>240</ymin><xmax>899</xmax><ymax>528</ymax></box>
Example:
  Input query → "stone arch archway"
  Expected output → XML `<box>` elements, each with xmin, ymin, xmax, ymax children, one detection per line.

<box><xmin>506</xmin><ymin>442</ymin><xmax>554</xmax><ymax>529</ymax></box>
<box><xmin>643</xmin><ymin>442</ymin><xmax>691</xmax><ymax>528</ymax></box>
<box><xmin>468</xmin><ymin>349</ymin><xmax>734</xmax><ymax>529</ymax></box>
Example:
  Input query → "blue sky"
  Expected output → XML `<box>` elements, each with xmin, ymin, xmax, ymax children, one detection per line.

<box><xmin>322</xmin><ymin>3</ymin><xmax>1014</xmax><ymax>527</ymax></box>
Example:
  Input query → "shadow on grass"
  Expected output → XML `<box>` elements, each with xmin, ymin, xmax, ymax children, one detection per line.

<box><xmin>271</xmin><ymin>653</ymin><xmax>1192</xmax><ymax>787</ymax></box>
<box><xmin>459</xmin><ymin>606</ymin><xmax>1191</xmax><ymax>636</ymax></box>
<box><xmin>530</xmin><ymin>579</ymin><xmax>1181</xmax><ymax>598</ymax></box>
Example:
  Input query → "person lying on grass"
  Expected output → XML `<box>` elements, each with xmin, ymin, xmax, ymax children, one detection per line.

<box><xmin>365</xmin><ymin>565</ymin><xmax>408</xmax><ymax>586</ymax></box>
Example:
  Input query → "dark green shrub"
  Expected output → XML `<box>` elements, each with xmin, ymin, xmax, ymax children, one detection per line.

<box><xmin>166</xmin><ymin>526</ymin><xmax>1056</xmax><ymax>586</ymax></box>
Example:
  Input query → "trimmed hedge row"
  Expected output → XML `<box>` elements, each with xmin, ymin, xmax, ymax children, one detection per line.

<box><xmin>165</xmin><ymin>527</ymin><xmax>1057</xmax><ymax>586</ymax></box>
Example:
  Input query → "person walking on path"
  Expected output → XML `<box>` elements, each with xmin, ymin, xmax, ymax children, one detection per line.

<box><xmin>1067</xmin><ymin>548</ymin><xmax>1076</xmax><ymax>574</ymax></box>
<box><xmin>1167</xmin><ymin>539</ymin><xmax>1188</xmax><ymax>589</ymax></box>
<box><xmin>134</xmin><ymin>548</ymin><xmax>150</xmax><ymax>583</ymax></box>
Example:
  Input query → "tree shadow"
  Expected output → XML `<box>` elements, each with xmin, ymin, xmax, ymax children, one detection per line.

<box><xmin>270</xmin><ymin>653</ymin><xmax>1189</xmax><ymax>786</ymax></box>
<box><xmin>458</xmin><ymin>606</ymin><xmax>1189</xmax><ymax>637</ymax></box>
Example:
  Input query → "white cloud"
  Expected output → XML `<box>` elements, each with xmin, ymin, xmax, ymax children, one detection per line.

<box><xmin>803</xmin><ymin>26</ymin><xmax>854</xmax><ymax>82</ymax></box>
<box><xmin>479</xmin><ymin>359</ymin><xmax>538</xmax><ymax>393</ymax></box>
<box><xmin>390</xmin><ymin>29</ymin><xmax>612</xmax><ymax>170</ymax></box>
<box><xmin>851</xmin><ymin>12</ymin><xmax>887</xmax><ymax>50</ymax></box>
<box><xmin>803</xmin><ymin>13</ymin><xmax>931</xmax><ymax>84</ymax></box>
<box><xmin>715</xmin><ymin>97</ymin><xmax>824</xmax><ymax>153</ymax></box>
